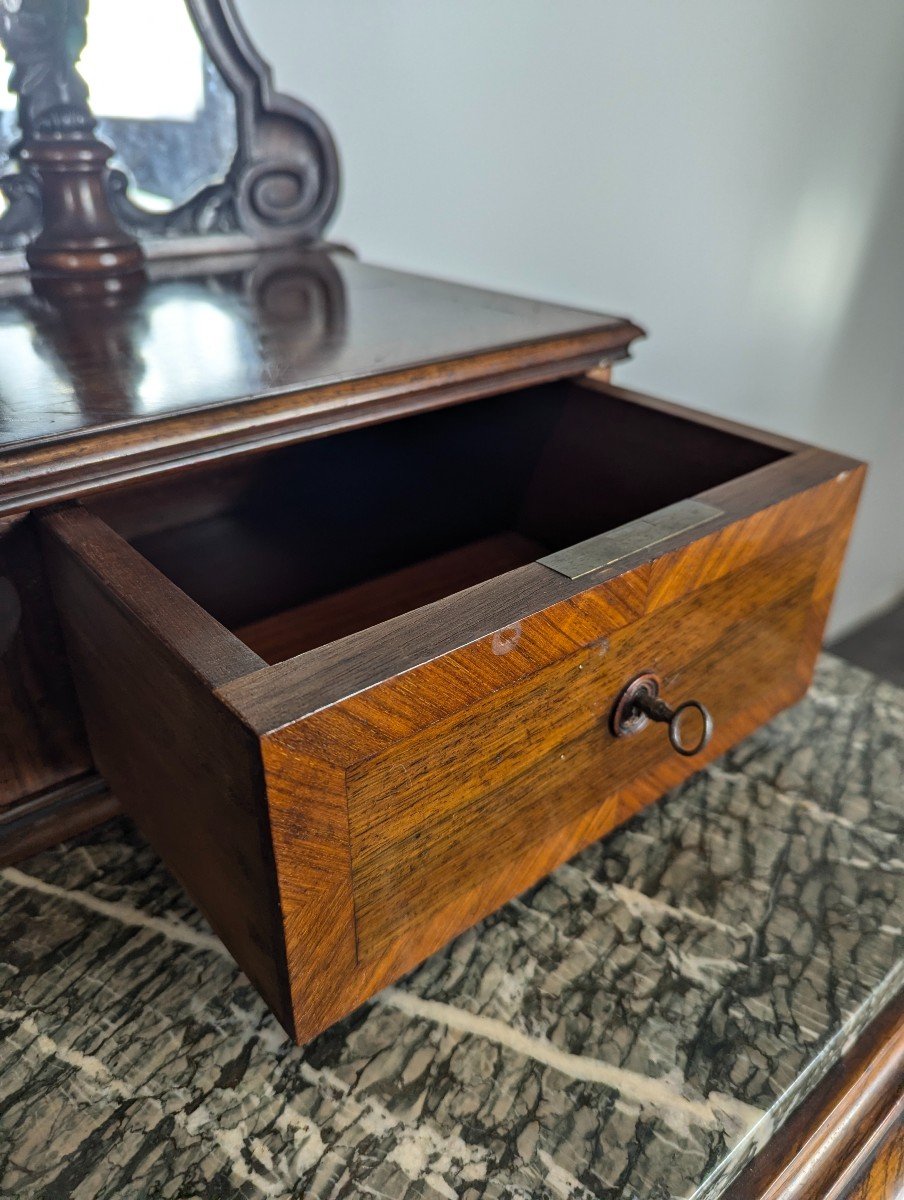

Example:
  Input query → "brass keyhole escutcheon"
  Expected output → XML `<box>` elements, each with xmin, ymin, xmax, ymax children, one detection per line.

<box><xmin>610</xmin><ymin>672</ymin><xmax>713</xmax><ymax>758</ymax></box>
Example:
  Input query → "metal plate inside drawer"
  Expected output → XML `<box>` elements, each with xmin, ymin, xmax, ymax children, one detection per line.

<box><xmin>538</xmin><ymin>499</ymin><xmax>723</xmax><ymax>579</ymax></box>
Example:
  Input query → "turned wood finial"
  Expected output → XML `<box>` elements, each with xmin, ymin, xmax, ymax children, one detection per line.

<box><xmin>0</xmin><ymin>0</ymin><xmax>144</xmax><ymax>294</ymax></box>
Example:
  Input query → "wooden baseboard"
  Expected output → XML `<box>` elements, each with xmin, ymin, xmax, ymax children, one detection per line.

<box><xmin>725</xmin><ymin>990</ymin><xmax>904</xmax><ymax>1200</ymax></box>
<box><xmin>0</xmin><ymin>774</ymin><xmax>120</xmax><ymax>865</ymax></box>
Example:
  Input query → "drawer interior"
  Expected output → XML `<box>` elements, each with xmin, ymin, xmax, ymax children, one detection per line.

<box><xmin>89</xmin><ymin>382</ymin><xmax>786</xmax><ymax>664</ymax></box>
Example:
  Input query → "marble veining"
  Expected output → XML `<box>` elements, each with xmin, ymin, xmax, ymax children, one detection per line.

<box><xmin>0</xmin><ymin>654</ymin><xmax>901</xmax><ymax>1200</ymax></box>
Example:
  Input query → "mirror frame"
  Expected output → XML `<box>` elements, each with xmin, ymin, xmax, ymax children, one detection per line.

<box><xmin>0</xmin><ymin>0</ymin><xmax>341</xmax><ymax>262</ymax></box>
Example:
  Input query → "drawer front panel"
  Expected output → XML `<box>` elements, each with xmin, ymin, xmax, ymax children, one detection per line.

<box><xmin>41</xmin><ymin>404</ymin><xmax>864</xmax><ymax>1045</ymax></box>
<box><xmin>260</xmin><ymin>472</ymin><xmax>856</xmax><ymax>1047</ymax></box>
<box><xmin>346</xmin><ymin>530</ymin><xmax>825</xmax><ymax>962</ymax></box>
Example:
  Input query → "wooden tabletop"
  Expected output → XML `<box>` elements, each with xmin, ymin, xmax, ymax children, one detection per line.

<box><xmin>0</xmin><ymin>248</ymin><xmax>642</xmax><ymax>515</ymax></box>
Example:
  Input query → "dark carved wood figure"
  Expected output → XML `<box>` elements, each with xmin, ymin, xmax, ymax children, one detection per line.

<box><xmin>0</xmin><ymin>0</ymin><xmax>143</xmax><ymax>290</ymax></box>
<box><xmin>0</xmin><ymin>0</ymin><xmax>92</xmax><ymax>139</ymax></box>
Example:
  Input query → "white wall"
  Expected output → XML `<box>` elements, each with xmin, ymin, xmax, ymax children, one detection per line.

<box><xmin>238</xmin><ymin>0</ymin><xmax>904</xmax><ymax>635</ymax></box>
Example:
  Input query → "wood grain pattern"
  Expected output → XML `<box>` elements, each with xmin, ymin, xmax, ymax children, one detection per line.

<box><xmin>236</xmin><ymin>532</ymin><xmax>547</xmax><ymax>663</ymax></box>
<box><xmin>725</xmin><ymin>990</ymin><xmax>904</xmax><ymax>1200</ymax></box>
<box><xmin>347</xmin><ymin>534</ymin><xmax>823</xmax><ymax>963</ymax></box>
<box><xmin>38</xmin><ymin>384</ymin><xmax>864</xmax><ymax>1048</ymax></box>
<box><xmin>109</xmin><ymin>378</ymin><xmax>788</xmax><ymax>645</ymax></box>
<box><xmin>260</xmin><ymin>494</ymin><xmax>850</xmax><ymax>1041</ymax></box>
<box><xmin>0</xmin><ymin>254</ymin><xmax>643</xmax><ymax>518</ymax></box>
<box><xmin>8</xmin><ymin>373</ymin><xmax>825</xmax><ymax>850</ymax></box>
<box><xmin>0</xmin><ymin>774</ymin><xmax>117</xmax><ymax>867</ymax></box>
<box><xmin>39</xmin><ymin>506</ymin><xmax>296</xmax><ymax>1033</ymax></box>
<box><xmin>220</xmin><ymin>445</ymin><xmax>863</xmax><ymax>738</ymax></box>
<box><xmin>0</xmin><ymin>515</ymin><xmax>93</xmax><ymax>810</ymax></box>
<box><xmin>838</xmin><ymin>1112</ymin><xmax>904</xmax><ymax>1200</ymax></box>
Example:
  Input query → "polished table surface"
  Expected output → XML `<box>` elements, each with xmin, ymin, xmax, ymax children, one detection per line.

<box><xmin>0</xmin><ymin>251</ymin><xmax>640</xmax><ymax>515</ymax></box>
<box><xmin>1</xmin><ymin>653</ymin><xmax>901</xmax><ymax>1200</ymax></box>
<box><xmin>0</xmin><ymin>252</ymin><xmax>637</xmax><ymax>447</ymax></box>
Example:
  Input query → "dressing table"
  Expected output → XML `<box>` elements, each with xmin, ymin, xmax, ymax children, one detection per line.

<box><xmin>0</xmin><ymin>5</ymin><xmax>899</xmax><ymax>1197</ymax></box>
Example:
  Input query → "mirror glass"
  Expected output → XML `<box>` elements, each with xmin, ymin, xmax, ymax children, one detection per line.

<box><xmin>0</xmin><ymin>0</ymin><xmax>238</xmax><ymax>215</ymax></box>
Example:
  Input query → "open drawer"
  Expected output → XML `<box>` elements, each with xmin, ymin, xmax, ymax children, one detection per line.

<box><xmin>41</xmin><ymin>378</ymin><xmax>864</xmax><ymax>1041</ymax></box>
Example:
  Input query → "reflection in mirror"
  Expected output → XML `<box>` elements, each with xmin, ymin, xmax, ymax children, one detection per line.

<box><xmin>0</xmin><ymin>0</ymin><xmax>238</xmax><ymax>215</ymax></box>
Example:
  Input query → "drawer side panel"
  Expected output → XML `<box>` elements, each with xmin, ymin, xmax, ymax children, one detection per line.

<box><xmin>42</xmin><ymin>508</ymin><xmax>294</xmax><ymax>1036</ymax></box>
